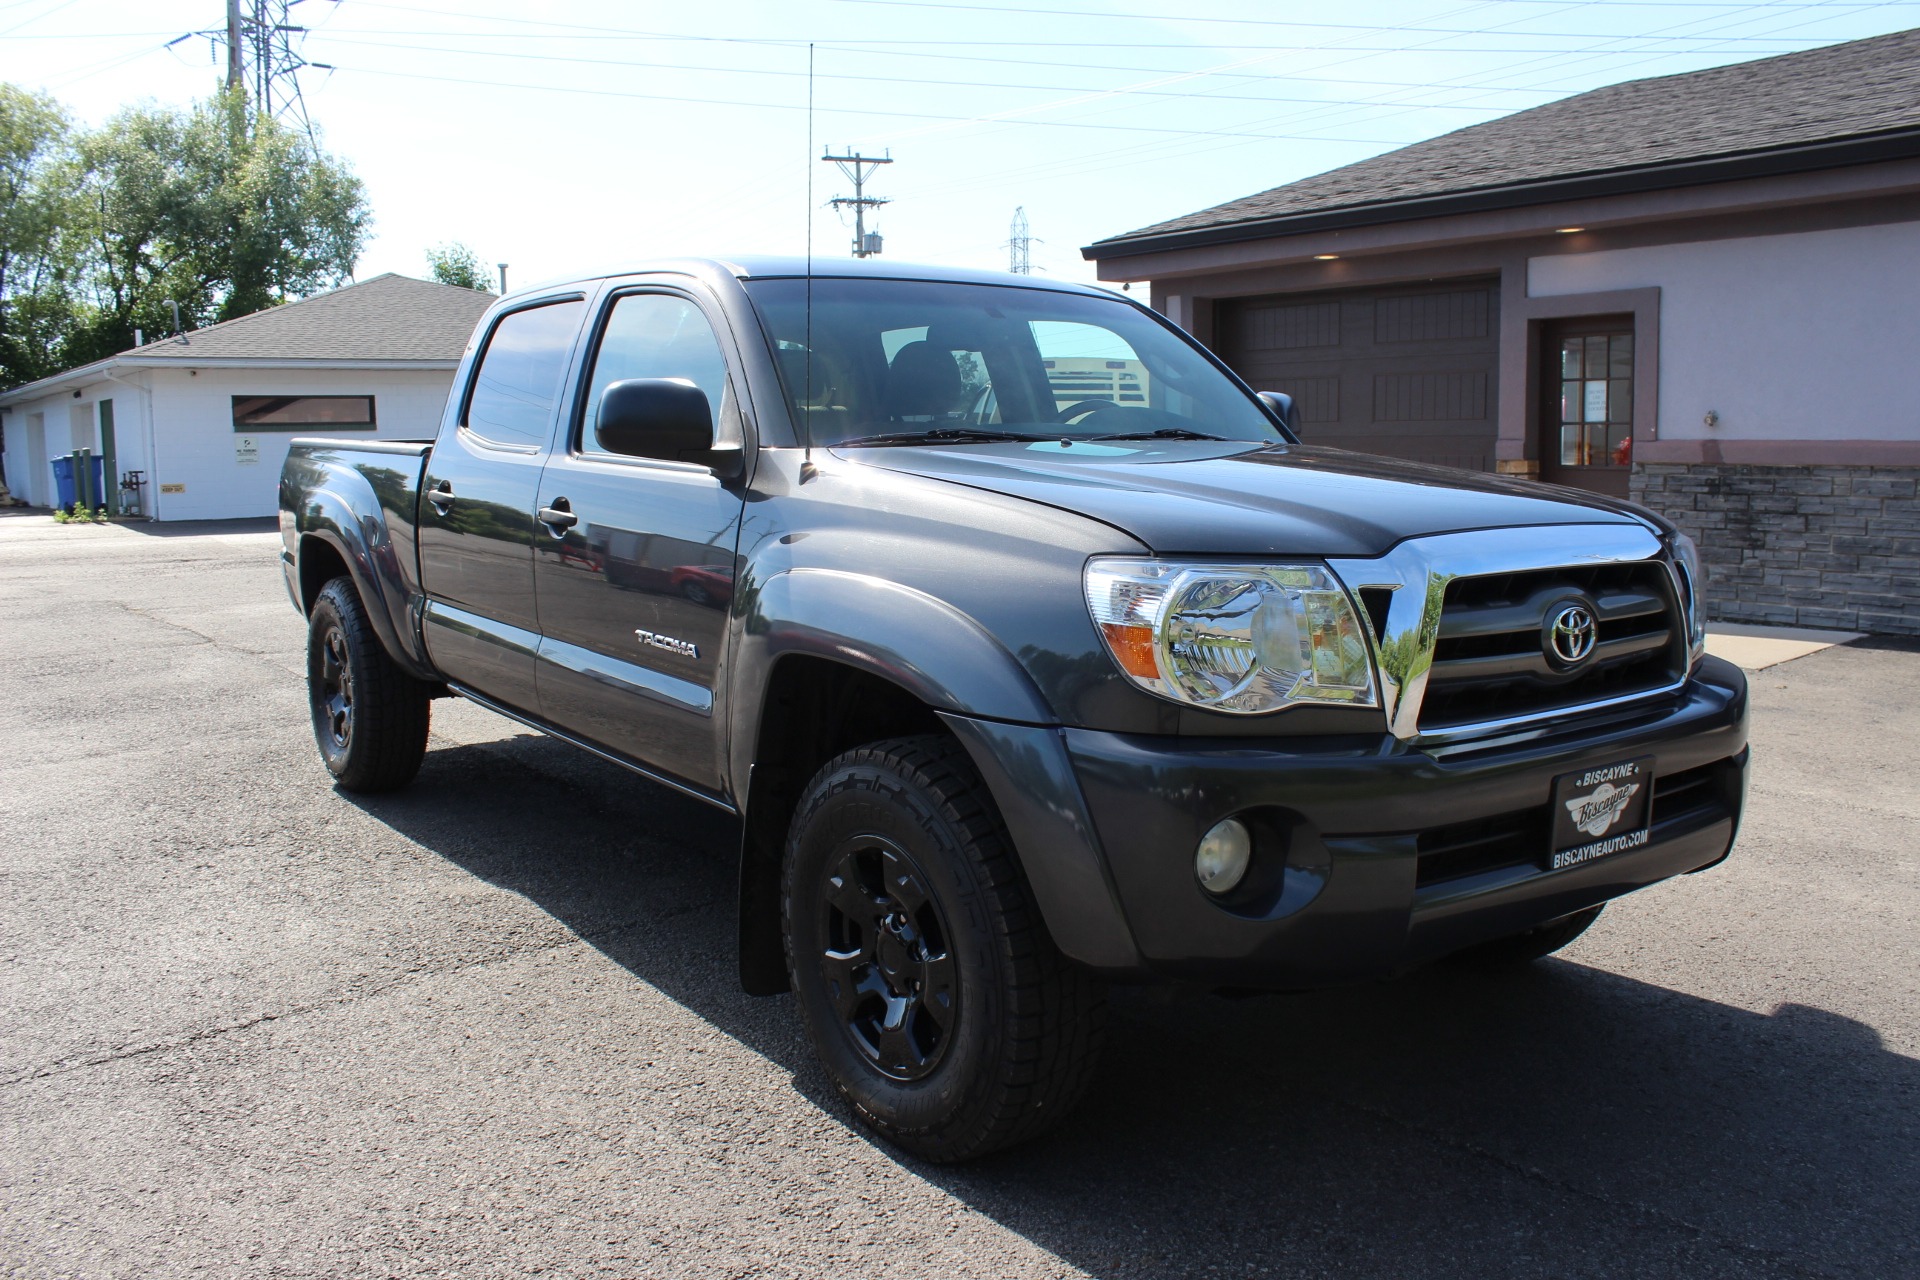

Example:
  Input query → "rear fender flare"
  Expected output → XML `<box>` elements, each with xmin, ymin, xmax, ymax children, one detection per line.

<box><xmin>295</xmin><ymin>484</ymin><xmax>436</xmax><ymax>681</ymax></box>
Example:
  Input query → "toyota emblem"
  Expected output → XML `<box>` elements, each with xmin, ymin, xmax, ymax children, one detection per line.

<box><xmin>1547</xmin><ymin>603</ymin><xmax>1599</xmax><ymax>666</ymax></box>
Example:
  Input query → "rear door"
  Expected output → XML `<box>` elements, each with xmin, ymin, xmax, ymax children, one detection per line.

<box><xmin>532</xmin><ymin>285</ymin><xmax>747</xmax><ymax>795</ymax></box>
<box><xmin>417</xmin><ymin>293</ymin><xmax>587</xmax><ymax>713</ymax></box>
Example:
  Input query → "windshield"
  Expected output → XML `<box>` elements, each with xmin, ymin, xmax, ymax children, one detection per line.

<box><xmin>742</xmin><ymin>277</ymin><xmax>1284</xmax><ymax>448</ymax></box>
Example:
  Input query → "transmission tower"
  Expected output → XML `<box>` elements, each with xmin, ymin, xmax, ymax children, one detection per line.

<box><xmin>821</xmin><ymin>149</ymin><xmax>892</xmax><ymax>259</ymax></box>
<box><xmin>1008</xmin><ymin>207</ymin><xmax>1033</xmax><ymax>275</ymax></box>
<box><xmin>172</xmin><ymin>0</ymin><xmax>338</xmax><ymax>140</ymax></box>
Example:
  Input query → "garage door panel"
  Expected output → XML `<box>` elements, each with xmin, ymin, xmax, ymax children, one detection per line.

<box><xmin>1235</xmin><ymin>300</ymin><xmax>1343</xmax><ymax>350</ymax></box>
<box><xmin>1372</xmin><ymin>370</ymin><xmax>1489</xmax><ymax>422</ymax></box>
<box><xmin>1288</xmin><ymin>375</ymin><xmax>1341</xmax><ymax>423</ymax></box>
<box><xmin>1374</xmin><ymin>289</ymin><xmax>1491</xmax><ymax>343</ymax></box>
<box><xmin>1217</xmin><ymin>278</ymin><xmax>1500</xmax><ymax>472</ymax></box>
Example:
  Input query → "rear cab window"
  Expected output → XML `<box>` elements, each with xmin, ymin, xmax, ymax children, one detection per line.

<box><xmin>463</xmin><ymin>299</ymin><xmax>587</xmax><ymax>450</ymax></box>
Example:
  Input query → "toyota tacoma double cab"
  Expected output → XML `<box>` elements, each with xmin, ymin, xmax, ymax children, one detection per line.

<box><xmin>279</xmin><ymin>258</ymin><xmax>1749</xmax><ymax>1162</ymax></box>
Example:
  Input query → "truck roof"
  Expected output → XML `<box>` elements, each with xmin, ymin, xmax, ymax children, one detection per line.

<box><xmin>501</xmin><ymin>256</ymin><xmax>1125</xmax><ymax>302</ymax></box>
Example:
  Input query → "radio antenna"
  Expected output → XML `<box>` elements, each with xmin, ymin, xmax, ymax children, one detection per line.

<box><xmin>803</xmin><ymin>42</ymin><xmax>815</xmax><ymax>469</ymax></box>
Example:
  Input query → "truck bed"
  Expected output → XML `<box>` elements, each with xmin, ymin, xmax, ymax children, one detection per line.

<box><xmin>280</xmin><ymin>437</ymin><xmax>437</xmax><ymax>679</ymax></box>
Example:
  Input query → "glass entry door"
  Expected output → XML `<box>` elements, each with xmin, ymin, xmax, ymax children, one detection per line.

<box><xmin>1541</xmin><ymin>318</ymin><xmax>1633</xmax><ymax>497</ymax></box>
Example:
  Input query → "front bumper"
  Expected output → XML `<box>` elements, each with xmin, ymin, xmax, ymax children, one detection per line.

<box><xmin>966</xmin><ymin>656</ymin><xmax>1748</xmax><ymax>987</ymax></box>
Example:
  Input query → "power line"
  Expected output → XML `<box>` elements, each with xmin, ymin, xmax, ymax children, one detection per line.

<box><xmin>306</xmin><ymin>33</ymin><xmax>1543</xmax><ymax>113</ymax></box>
<box><xmin>822</xmin><ymin>0</ymin><xmax>1858</xmax><ymax>41</ymax></box>
<box><xmin>0</xmin><ymin>0</ymin><xmax>81</xmax><ymax>38</ymax></box>
<box><xmin>881</xmin><ymin>0</ymin><xmax>1872</xmax><ymax>202</ymax></box>
<box><xmin>319</xmin><ymin>0</ymin><xmax>1846</xmax><ymax>51</ymax></box>
<box><xmin>329</xmin><ymin>63</ymin><xmax>1407</xmax><ymax>143</ymax></box>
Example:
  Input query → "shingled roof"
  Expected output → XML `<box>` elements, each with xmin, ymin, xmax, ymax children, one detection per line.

<box><xmin>1088</xmin><ymin>26</ymin><xmax>1920</xmax><ymax>258</ymax></box>
<box><xmin>0</xmin><ymin>273</ymin><xmax>495</xmax><ymax>402</ymax></box>
<box><xmin>124</xmin><ymin>272</ymin><xmax>493</xmax><ymax>363</ymax></box>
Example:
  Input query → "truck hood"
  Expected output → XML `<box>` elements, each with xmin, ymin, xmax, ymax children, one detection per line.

<box><xmin>844</xmin><ymin>440</ymin><xmax>1654</xmax><ymax>558</ymax></box>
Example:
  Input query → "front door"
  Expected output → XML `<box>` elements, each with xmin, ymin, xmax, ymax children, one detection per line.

<box><xmin>417</xmin><ymin>295</ymin><xmax>586</xmax><ymax>713</ymax></box>
<box><xmin>1540</xmin><ymin>318</ymin><xmax>1634</xmax><ymax>497</ymax></box>
<box><xmin>24</xmin><ymin>413</ymin><xmax>47</xmax><ymax>508</ymax></box>
<box><xmin>533</xmin><ymin>288</ymin><xmax>745</xmax><ymax>795</ymax></box>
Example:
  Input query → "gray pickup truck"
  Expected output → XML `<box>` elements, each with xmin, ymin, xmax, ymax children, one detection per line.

<box><xmin>279</xmin><ymin>258</ymin><xmax>1749</xmax><ymax>1161</ymax></box>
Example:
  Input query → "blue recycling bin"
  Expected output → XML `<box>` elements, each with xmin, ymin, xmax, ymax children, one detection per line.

<box><xmin>52</xmin><ymin>454</ymin><xmax>107</xmax><ymax>512</ymax></box>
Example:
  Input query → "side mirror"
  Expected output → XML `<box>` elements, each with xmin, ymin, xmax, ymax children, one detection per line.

<box><xmin>1257</xmin><ymin>390</ymin><xmax>1299</xmax><ymax>436</ymax></box>
<box><xmin>595</xmin><ymin>378</ymin><xmax>742</xmax><ymax>478</ymax></box>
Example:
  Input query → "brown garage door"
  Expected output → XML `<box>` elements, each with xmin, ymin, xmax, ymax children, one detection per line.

<box><xmin>1215</xmin><ymin>278</ymin><xmax>1500</xmax><ymax>471</ymax></box>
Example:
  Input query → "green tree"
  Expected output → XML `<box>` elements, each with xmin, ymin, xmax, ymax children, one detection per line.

<box><xmin>0</xmin><ymin>84</ymin><xmax>81</xmax><ymax>387</ymax></box>
<box><xmin>61</xmin><ymin>87</ymin><xmax>370</xmax><ymax>367</ymax></box>
<box><xmin>425</xmin><ymin>241</ymin><xmax>494</xmax><ymax>293</ymax></box>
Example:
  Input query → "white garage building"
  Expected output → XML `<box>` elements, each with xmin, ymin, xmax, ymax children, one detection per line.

<box><xmin>0</xmin><ymin>274</ymin><xmax>492</xmax><ymax>521</ymax></box>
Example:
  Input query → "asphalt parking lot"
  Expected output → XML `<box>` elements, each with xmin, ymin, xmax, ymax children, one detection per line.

<box><xmin>3</xmin><ymin>512</ymin><xmax>1916</xmax><ymax>1280</ymax></box>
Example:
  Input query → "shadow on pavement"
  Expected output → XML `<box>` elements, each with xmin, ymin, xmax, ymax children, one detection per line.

<box><xmin>114</xmin><ymin>516</ymin><xmax>280</xmax><ymax>537</ymax></box>
<box><xmin>347</xmin><ymin>729</ymin><xmax>1918</xmax><ymax>1278</ymax></box>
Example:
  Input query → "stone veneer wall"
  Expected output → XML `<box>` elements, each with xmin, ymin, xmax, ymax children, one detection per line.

<box><xmin>1630</xmin><ymin>463</ymin><xmax>1920</xmax><ymax>636</ymax></box>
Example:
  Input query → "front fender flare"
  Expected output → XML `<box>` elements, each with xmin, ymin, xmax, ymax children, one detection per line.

<box><xmin>729</xmin><ymin>568</ymin><xmax>1144</xmax><ymax>979</ymax></box>
<box><xmin>729</xmin><ymin>567</ymin><xmax>1055</xmax><ymax>787</ymax></box>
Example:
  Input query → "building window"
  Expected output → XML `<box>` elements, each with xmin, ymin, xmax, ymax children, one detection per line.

<box><xmin>232</xmin><ymin>395</ymin><xmax>376</xmax><ymax>431</ymax></box>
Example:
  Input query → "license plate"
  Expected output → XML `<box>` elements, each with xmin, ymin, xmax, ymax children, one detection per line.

<box><xmin>1548</xmin><ymin>756</ymin><xmax>1654</xmax><ymax>871</ymax></box>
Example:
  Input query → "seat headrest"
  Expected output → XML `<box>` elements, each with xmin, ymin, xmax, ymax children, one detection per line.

<box><xmin>886</xmin><ymin>341</ymin><xmax>964</xmax><ymax>419</ymax></box>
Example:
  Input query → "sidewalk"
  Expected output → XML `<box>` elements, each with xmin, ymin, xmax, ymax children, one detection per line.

<box><xmin>1705</xmin><ymin>622</ymin><xmax>1864</xmax><ymax>671</ymax></box>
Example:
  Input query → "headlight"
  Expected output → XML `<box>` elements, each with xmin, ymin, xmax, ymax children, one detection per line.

<box><xmin>1668</xmin><ymin>532</ymin><xmax>1707</xmax><ymax>659</ymax></box>
<box><xmin>1084</xmin><ymin>558</ymin><xmax>1377</xmax><ymax>715</ymax></box>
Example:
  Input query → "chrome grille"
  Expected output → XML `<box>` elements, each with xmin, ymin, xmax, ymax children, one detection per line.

<box><xmin>1417</xmin><ymin>562</ymin><xmax>1686</xmax><ymax>732</ymax></box>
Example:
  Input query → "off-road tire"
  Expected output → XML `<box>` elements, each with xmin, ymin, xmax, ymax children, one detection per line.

<box><xmin>1456</xmin><ymin>904</ymin><xmax>1605</xmax><ymax>966</ymax></box>
<box><xmin>783</xmin><ymin>735</ymin><xmax>1106</xmax><ymax>1162</ymax></box>
<box><xmin>307</xmin><ymin>576</ymin><xmax>430</xmax><ymax>793</ymax></box>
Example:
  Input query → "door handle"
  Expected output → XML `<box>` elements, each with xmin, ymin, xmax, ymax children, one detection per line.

<box><xmin>426</xmin><ymin>480</ymin><xmax>455</xmax><ymax>514</ymax></box>
<box><xmin>538</xmin><ymin>498</ymin><xmax>578</xmax><ymax>536</ymax></box>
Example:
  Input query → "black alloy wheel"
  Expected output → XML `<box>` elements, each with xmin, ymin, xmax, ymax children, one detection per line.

<box><xmin>305</xmin><ymin>577</ymin><xmax>431</xmax><ymax>793</ymax></box>
<box><xmin>317</xmin><ymin>623</ymin><xmax>355</xmax><ymax>753</ymax></box>
<box><xmin>818</xmin><ymin>836</ymin><xmax>958</xmax><ymax>1081</ymax></box>
<box><xmin>783</xmin><ymin>735</ymin><xmax>1106</xmax><ymax>1163</ymax></box>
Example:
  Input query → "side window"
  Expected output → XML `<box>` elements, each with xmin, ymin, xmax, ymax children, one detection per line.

<box><xmin>581</xmin><ymin>293</ymin><xmax>737</xmax><ymax>455</ymax></box>
<box><xmin>463</xmin><ymin>299</ymin><xmax>585</xmax><ymax>449</ymax></box>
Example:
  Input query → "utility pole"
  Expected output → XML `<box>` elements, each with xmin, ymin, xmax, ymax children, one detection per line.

<box><xmin>225</xmin><ymin>0</ymin><xmax>242</xmax><ymax>91</ymax></box>
<box><xmin>497</xmin><ymin>264</ymin><xmax>509</xmax><ymax>294</ymax></box>
<box><xmin>821</xmin><ymin>149</ymin><xmax>892</xmax><ymax>258</ymax></box>
<box><xmin>1008</xmin><ymin>207</ymin><xmax>1033</xmax><ymax>275</ymax></box>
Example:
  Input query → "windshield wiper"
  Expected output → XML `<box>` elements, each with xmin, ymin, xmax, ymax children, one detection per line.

<box><xmin>836</xmin><ymin>428</ymin><xmax>1044</xmax><ymax>448</ymax></box>
<box><xmin>1086</xmin><ymin>427</ymin><xmax>1229</xmax><ymax>442</ymax></box>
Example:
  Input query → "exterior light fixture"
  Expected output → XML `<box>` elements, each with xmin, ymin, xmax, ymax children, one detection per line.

<box><xmin>1313</xmin><ymin>253</ymin><xmax>1339</xmax><ymax>260</ymax></box>
<box><xmin>1556</xmin><ymin>227</ymin><xmax>1585</xmax><ymax>234</ymax></box>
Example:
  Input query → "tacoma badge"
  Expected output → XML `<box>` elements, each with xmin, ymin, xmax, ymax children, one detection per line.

<box><xmin>634</xmin><ymin>628</ymin><xmax>699</xmax><ymax>659</ymax></box>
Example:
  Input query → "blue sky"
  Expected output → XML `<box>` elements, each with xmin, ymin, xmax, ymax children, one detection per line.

<box><xmin>4</xmin><ymin>0</ymin><xmax>1914</xmax><ymax>290</ymax></box>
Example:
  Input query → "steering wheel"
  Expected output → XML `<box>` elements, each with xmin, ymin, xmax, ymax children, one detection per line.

<box><xmin>1055</xmin><ymin>399</ymin><xmax>1126</xmax><ymax>425</ymax></box>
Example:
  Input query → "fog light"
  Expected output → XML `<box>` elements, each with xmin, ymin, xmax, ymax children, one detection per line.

<box><xmin>1195</xmin><ymin>818</ymin><xmax>1252</xmax><ymax>895</ymax></box>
